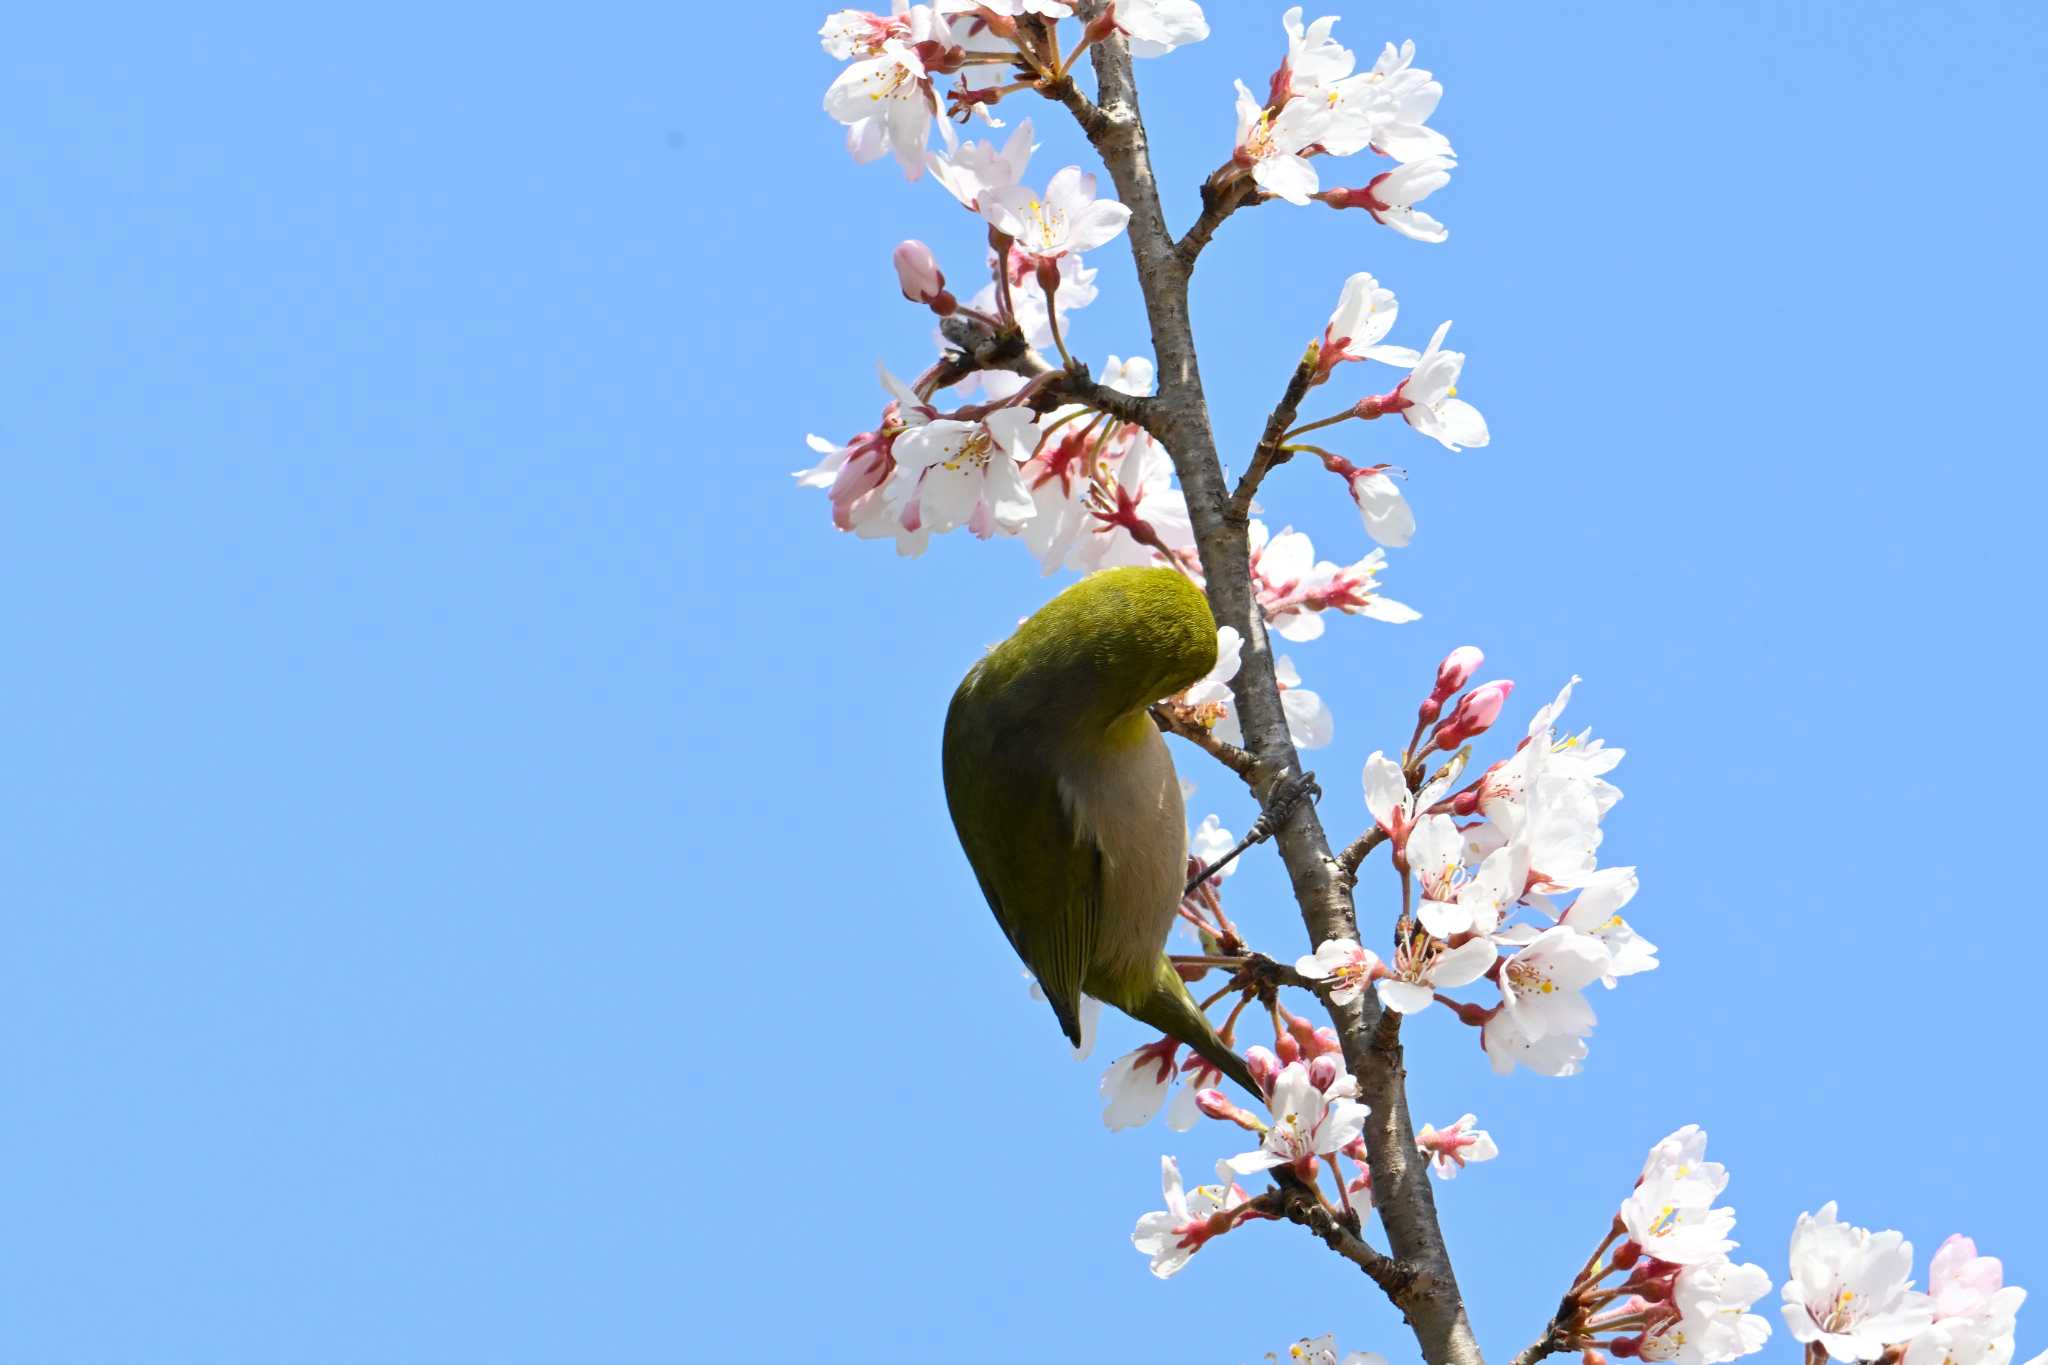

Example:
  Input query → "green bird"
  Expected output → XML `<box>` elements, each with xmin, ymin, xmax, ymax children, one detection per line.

<box><xmin>942</xmin><ymin>565</ymin><xmax>1259</xmax><ymax>1098</ymax></box>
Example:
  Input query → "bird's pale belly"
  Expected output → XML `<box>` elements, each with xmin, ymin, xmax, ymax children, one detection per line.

<box><xmin>1057</xmin><ymin>714</ymin><xmax>1187</xmax><ymax>984</ymax></box>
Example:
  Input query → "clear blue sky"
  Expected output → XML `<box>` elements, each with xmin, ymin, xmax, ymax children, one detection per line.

<box><xmin>5</xmin><ymin>3</ymin><xmax>2044</xmax><ymax>1361</ymax></box>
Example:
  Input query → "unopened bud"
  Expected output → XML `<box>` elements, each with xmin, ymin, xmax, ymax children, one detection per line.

<box><xmin>1195</xmin><ymin>1088</ymin><xmax>1267</xmax><ymax>1133</ymax></box>
<box><xmin>1275</xmin><ymin>1032</ymin><xmax>1302</xmax><ymax>1064</ymax></box>
<box><xmin>1244</xmin><ymin>1045</ymin><xmax>1282</xmax><ymax>1095</ymax></box>
<box><xmin>1311</xmin><ymin>1026</ymin><xmax>1343</xmax><ymax>1057</ymax></box>
<box><xmin>893</xmin><ymin>239</ymin><xmax>946</xmax><ymax>305</ymax></box>
<box><xmin>1435</xmin><ymin>679</ymin><xmax>1514</xmax><ymax>750</ymax></box>
<box><xmin>1433</xmin><ymin>645</ymin><xmax>1484</xmax><ymax>699</ymax></box>
<box><xmin>1417</xmin><ymin>695</ymin><xmax>1443</xmax><ymax>727</ymax></box>
<box><xmin>1611</xmin><ymin>1240</ymin><xmax>1642</xmax><ymax>1270</ymax></box>
<box><xmin>1582</xmin><ymin>1351</ymin><xmax>1608</xmax><ymax>1365</ymax></box>
<box><xmin>1308</xmin><ymin>1054</ymin><xmax>1343</xmax><ymax>1092</ymax></box>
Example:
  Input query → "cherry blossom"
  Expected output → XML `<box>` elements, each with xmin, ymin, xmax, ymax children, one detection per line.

<box><xmin>1232</xmin><ymin>78</ymin><xmax>1336</xmax><ymax>206</ymax></box>
<box><xmin>1131</xmin><ymin>1155</ymin><xmax>1258</xmax><ymax>1278</ymax></box>
<box><xmin>1295</xmin><ymin>937</ymin><xmax>1381</xmax><ymax>1007</ymax></box>
<box><xmin>1622</xmin><ymin>1127</ymin><xmax>1738</xmax><ymax>1266</ymax></box>
<box><xmin>1361</xmin><ymin>748</ymin><xmax>1466</xmax><ymax>849</ymax></box>
<box><xmin>1338</xmin><ymin>463</ymin><xmax>1415</xmax><ymax>548</ymax></box>
<box><xmin>1781</xmin><ymin>1203</ymin><xmax>1936</xmax><ymax>1361</ymax></box>
<box><xmin>1101</xmin><ymin>1037</ymin><xmax>1180</xmax><ymax>1130</ymax></box>
<box><xmin>1480</xmin><ymin>1008</ymin><xmax>1587</xmax><ymax>1077</ymax></box>
<box><xmin>1639</xmin><ymin>1259</ymin><xmax>1776</xmax><ymax>1364</ymax></box>
<box><xmin>1315</xmin><ymin>272</ymin><xmax>1420</xmax><ymax>381</ymax></box>
<box><xmin>821</xmin><ymin>6</ymin><xmax>958</xmax><ymax>178</ymax></box>
<box><xmin>927</xmin><ymin>117</ymin><xmax>1036</xmax><ymax>212</ymax></box>
<box><xmin>1116</xmin><ymin>0</ymin><xmax>1210</xmax><ymax>58</ymax></box>
<box><xmin>1274</xmin><ymin>655</ymin><xmax>1335</xmax><ymax>749</ymax></box>
<box><xmin>1180</xmin><ymin>627</ymin><xmax>1332</xmax><ymax>752</ymax></box>
<box><xmin>1495</xmin><ymin>925</ymin><xmax>1609</xmax><ymax>1047</ymax></box>
<box><xmin>1271</xmin><ymin>1335</ymin><xmax>1385</xmax><ymax>1365</ymax></box>
<box><xmin>1350</xmin><ymin>41</ymin><xmax>1454</xmax><ymax>163</ymax></box>
<box><xmin>886</xmin><ymin>403</ymin><xmax>1040</xmax><ymax>545</ymax></box>
<box><xmin>1320</xmin><ymin>156</ymin><xmax>1456</xmax><ymax>242</ymax></box>
<box><xmin>1251</xmin><ymin>522</ymin><xmax>1420</xmax><ymax>640</ymax></box>
<box><xmin>1224</xmin><ymin>1060</ymin><xmax>1369</xmax><ymax>1175</ymax></box>
<box><xmin>1354</xmin><ymin>320</ymin><xmax>1488</xmax><ymax>451</ymax></box>
<box><xmin>985</xmin><ymin>166</ymin><xmax>1133</xmax><ymax>264</ymax></box>
<box><xmin>1415</xmin><ymin>1113</ymin><xmax>1497</xmax><ymax>1179</ymax></box>
<box><xmin>1376</xmin><ymin>925</ymin><xmax>1496</xmax><ymax>1015</ymax></box>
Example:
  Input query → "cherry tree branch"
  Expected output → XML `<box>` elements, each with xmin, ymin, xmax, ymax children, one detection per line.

<box><xmin>1175</xmin><ymin>171</ymin><xmax>1261</xmax><ymax>271</ymax></box>
<box><xmin>1338</xmin><ymin>827</ymin><xmax>1389</xmax><ymax>880</ymax></box>
<box><xmin>933</xmin><ymin>314</ymin><xmax>1157</xmax><ymax>430</ymax></box>
<box><xmin>1507</xmin><ymin>1310</ymin><xmax>1576</xmax><ymax>1365</ymax></box>
<box><xmin>1050</xmin><ymin>14</ymin><xmax>1483</xmax><ymax>1365</ymax></box>
<box><xmin>1251</xmin><ymin>1182</ymin><xmax>1419</xmax><ymax>1305</ymax></box>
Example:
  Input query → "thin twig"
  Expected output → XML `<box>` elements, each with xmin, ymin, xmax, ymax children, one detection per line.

<box><xmin>1174</xmin><ymin>171</ymin><xmax>1259</xmax><ymax>270</ymax></box>
<box><xmin>1337</xmin><ymin>826</ymin><xmax>1388</xmax><ymax>880</ymax></box>
<box><xmin>1150</xmin><ymin>703</ymin><xmax>1256</xmax><ymax>781</ymax></box>
<box><xmin>1228</xmin><ymin>352</ymin><xmax>1320</xmax><ymax>521</ymax></box>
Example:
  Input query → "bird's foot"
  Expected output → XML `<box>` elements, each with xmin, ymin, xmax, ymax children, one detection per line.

<box><xmin>1182</xmin><ymin>771</ymin><xmax>1322</xmax><ymax>899</ymax></box>
<box><xmin>1248</xmin><ymin>770</ymin><xmax>1321</xmax><ymax>842</ymax></box>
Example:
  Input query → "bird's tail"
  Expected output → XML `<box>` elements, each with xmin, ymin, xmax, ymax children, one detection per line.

<box><xmin>1128</xmin><ymin>955</ymin><xmax>1265</xmax><ymax>1103</ymax></box>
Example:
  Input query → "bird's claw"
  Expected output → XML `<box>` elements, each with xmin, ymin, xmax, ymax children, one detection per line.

<box><xmin>1249</xmin><ymin>770</ymin><xmax>1321</xmax><ymax>840</ymax></box>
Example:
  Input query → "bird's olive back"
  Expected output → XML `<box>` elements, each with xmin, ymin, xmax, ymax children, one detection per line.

<box><xmin>963</xmin><ymin>567</ymin><xmax>1218</xmax><ymax>730</ymax></box>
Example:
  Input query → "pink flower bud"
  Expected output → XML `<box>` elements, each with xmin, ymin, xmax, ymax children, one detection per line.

<box><xmin>892</xmin><ymin>240</ymin><xmax>949</xmax><ymax>308</ymax></box>
<box><xmin>1433</xmin><ymin>646</ymin><xmax>1484</xmax><ymax>699</ymax></box>
<box><xmin>1308</xmin><ymin>1054</ymin><xmax>1343</xmax><ymax>1092</ymax></box>
<box><xmin>1276</xmin><ymin>1032</ymin><xmax>1302</xmax><ymax>1064</ymax></box>
<box><xmin>1435</xmin><ymin>679</ymin><xmax>1513</xmax><ymax>750</ymax></box>
<box><xmin>1195</xmin><ymin>1088</ymin><xmax>1267</xmax><ymax>1133</ymax></box>
<box><xmin>1311</xmin><ymin>1026</ymin><xmax>1343</xmax><ymax>1057</ymax></box>
<box><xmin>1244</xmin><ymin>1045</ymin><xmax>1281</xmax><ymax>1095</ymax></box>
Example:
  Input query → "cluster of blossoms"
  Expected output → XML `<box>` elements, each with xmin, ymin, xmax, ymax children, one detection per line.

<box><xmin>1264</xmin><ymin>1335</ymin><xmax>1386</xmax><ymax>1365</ymax></box>
<box><xmin>1522</xmin><ymin>1129</ymin><xmax>2042</xmax><ymax>1365</ymax></box>
<box><xmin>807</xmin><ymin>8</ymin><xmax>1495</xmax><ymax>785</ymax></box>
<box><xmin>821</xmin><ymin>2</ymin><xmax>1209</xmax><ymax>179</ymax></box>
<box><xmin>1229</xmin><ymin>8</ymin><xmax>1456</xmax><ymax>239</ymax></box>
<box><xmin>1295</xmin><ymin>648</ymin><xmax>1645</xmax><ymax>1077</ymax></box>
<box><xmin>1782</xmin><ymin>1205</ymin><xmax>2031</xmax><ymax>1365</ymax></box>
<box><xmin>1526</xmin><ymin>1126</ymin><xmax>1774</xmax><ymax>1365</ymax></box>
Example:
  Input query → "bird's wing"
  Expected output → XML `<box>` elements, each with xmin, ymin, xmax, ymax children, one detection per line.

<box><xmin>943</xmin><ymin>690</ymin><xmax>1101</xmax><ymax>1048</ymax></box>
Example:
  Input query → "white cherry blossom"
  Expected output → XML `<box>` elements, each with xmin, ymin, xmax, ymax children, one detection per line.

<box><xmin>1496</xmin><ymin>925</ymin><xmax>1610</xmax><ymax>1043</ymax></box>
<box><xmin>1100</xmin><ymin>1037</ymin><xmax>1180</xmax><ymax>1130</ymax></box>
<box><xmin>1369</xmin><ymin>320</ymin><xmax>1488</xmax><ymax>451</ymax></box>
<box><xmin>821</xmin><ymin>7</ymin><xmax>956</xmax><ymax>178</ymax></box>
<box><xmin>1317</xmin><ymin>272</ymin><xmax>1420</xmax><ymax>377</ymax></box>
<box><xmin>985</xmin><ymin>166</ymin><xmax>1132</xmax><ymax>263</ymax></box>
<box><xmin>886</xmin><ymin>404</ymin><xmax>1040</xmax><ymax>544</ymax></box>
<box><xmin>1781</xmin><ymin>1203</ymin><xmax>1936</xmax><ymax>1361</ymax></box>
<box><xmin>1131</xmin><ymin>1155</ymin><xmax>1253</xmax><ymax>1278</ymax></box>
<box><xmin>1233</xmin><ymin>78</ymin><xmax>1336</xmax><ymax>205</ymax></box>
<box><xmin>1120</xmin><ymin>0</ymin><xmax>1210</xmax><ymax>57</ymax></box>
<box><xmin>1296</xmin><ymin>937</ymin><xmax>1381</xmax><ymax>1006</ymax></box>
<box><xmin>1415</xmin><ymin>1113</ymin><xmax>1497</xmax><ymax>1179</ymax></box>
<box><xmin>927</xmin><ymin>117</ymin><xmax>1036</xmax><ymax>212</ymax></box>
<box><xmin>1623</xmin><ymin>1130</ymin><xmax>1738</xmax><ymax>1266</ymax></box>
<box><xmin>1480</xmin><ymin>1008</ymin><xmax>1587</xmax><ymax>1077</ymax></box>
<box><xmin>1224</xmin><ymin>1060</ymin><xmax>1369</xmax><ymax>1174</ymax></box>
